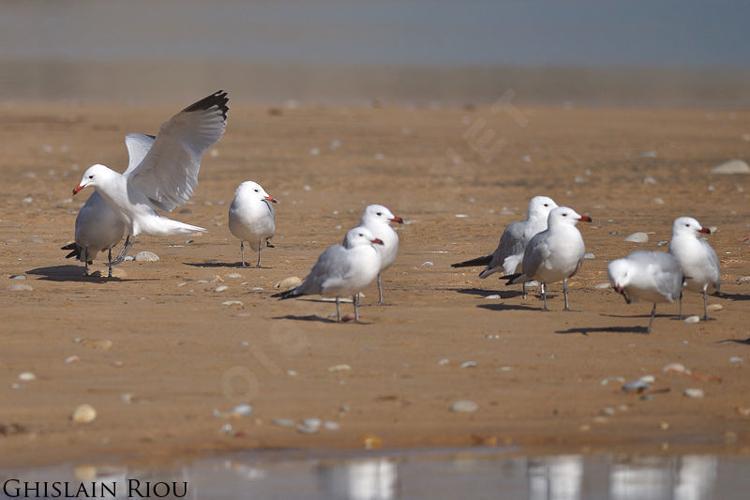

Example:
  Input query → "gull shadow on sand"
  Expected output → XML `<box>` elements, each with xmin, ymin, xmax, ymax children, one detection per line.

<box><xmin>477</xmin><ymin>303</ymin><xmax>539</xmax><ymax>312</ymax></box>
<box><xmin>556</xmin><ymin>325</ymin><xmax>650</xmax><ymax>335</ymax></box>
<box><xmin>273</xmin><ymin>314</ymin><xmax>371</xmax><ymax>325</ymax></box>
<box><xmin>185</xmin><ymin>261</ymin><xmax>268</xmax><ymax>269</ymax></box>
<box><xmin>26</xmin><ymin>265</ymin><xmax>124</xmax><ymax>283</ymax></box>
<box><xmin>717</xmin><ymin>292</ymin><xmax>750</xmax><ymax>302</ymax></box>
<box><xmin>452</xmin><ymin>287</ymin><xmax>525</xmax><ymax>300</ymax></box>
<box><xmin>717</xmin><ymin>337</ymin><xmax>750</xmax><ymax>346</ymax></box>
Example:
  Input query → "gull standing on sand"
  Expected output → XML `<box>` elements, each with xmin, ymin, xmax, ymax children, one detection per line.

<box><xmin>357</xmin><ymin>204</ymin><xmax>403</xmax><ymax>304</ymax></box>
<box><xmin>608</xmin><ymin>251</ymin><xmax>684</xmax><ymax>333</ymax></box>
<box><xmin>669</xmin><ymin>216</ymin><xmax>721</xmax><ymax>320</ymax></box>
<box><xmin>504</xmin><ymin>206</ymin><xmax>591</xmax><ymax>310</ymax></box>
<box><xmin>452</xmin><ymin>195</ymin><xmax>557</xmax><ymax>296</ymax></box>
<box><xmin>72</xmin><ymin>91</ymin><xmax>229</xmax><ymax>263</ymax></box>
<box><xmin>228</xmin><ymin>181</ymin><xmax>277</xmax><ymax>267</ymax></box>
<box><xmin>273</xmin><ymin>226</ymin><xmax>383</xmax><ymax>322</ymax></box>
<box><xmin>61</xmin><ymin>193</ymin><xmax>126</xmax><ymax>277</ymax></box>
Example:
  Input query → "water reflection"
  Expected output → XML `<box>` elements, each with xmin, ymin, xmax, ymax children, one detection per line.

<box><xmin>1</xmin><ymin>450</ymin><xmax>748</xmax><ymax>500</ymax></box>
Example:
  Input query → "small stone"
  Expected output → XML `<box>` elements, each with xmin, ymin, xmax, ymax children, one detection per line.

<box><xmin>595</xmin><ymin>282</ymin><xmax>611</xmax><ymax>289</ymax></box>
<box><xmin>584</xmin><ymin>252</ymin><xmax>595</xmax><ymax>260</ymax></box>
<box><xmin>81</xmin><ymin>339</ymin><xmax>113</xmax><ymax>351</ymax></box>
<box><xmin>460</xmin><ymin>361</ymin><xmax>478</xmax><ymax>369</ymax></box>
<box><xmin>451</xmin><ymin>400</ymin><xmax>479</xmax><ymax>413</ymax></box>
<box><xmin>64</xmin><ymin>355</ymin><xmax>80</xmax><ymax>364</ymax></box>
<box><xmin>736</xmin><ymin>407</ymin><xmax>750</xmax><ymax>417</ymax></box>
<box><xmin>730</xmin><ymin>356</ymin><xmax>743</xmax><ymax>365</ymax></box>
<box><xmin>592</xmin><ymin>416</ymin><xmax>608</xmax><ymax>424</ymax></box>
<box><xmin>8</xmin><ymin>284</ymin><xmax>33</xmax><ymax>291</ymax></box>
<box><xmin>660</xmin><ymin>421</ymin><xmax>670</xmax><ymax>430</ymax></box>
<box><xmin>643</xmin><ymin>176</ymin><xmax>658</xmax><ymax>184</ymax></box>
<box><xmin>134</xmin><ymin>251</ymin><xmax>160</xmax><ymax>262</ymax></box>
<box><xmin>363</xmin><ymin>434</ymin><xmax>383</xmax><ymax>449</ymax></box>
<box><xmin>600</xmin><ymin>407</ymin><xmax>616</xmax><ymax>416</ymax></box>
<box><xmin>625</xmin><ymin>232</ymin><xmax>649</xmax><ymax>243</ymax></box>
<box><xmin>684</xmin><ymin>315</ymin><xmax>701</xmax><ymax>324</ymax></box>
<box><xmin>662</xmin><ymin>363</ymin><xmax>688</xmax><ymax>374</ymax></box>
<box><xmin>221</xmin><ymin>300</ymin><xmax>243</xmax><ymax>307</ymax></box>
<box><xmin>684</xmin><ymin>388</ymin><xmax>705</xmax><ymax>399</ymax></box>
<box><xmin>297</xmin><ymin>418</ymin><xmax>321</xmax><ymax>434</ymax></box>
<box><xmin>274</xmin><ymin>276</ymin><xmax>302</xmax><ymax>290</ymax></box>
<box><xmin>18</xmin><ymin>372</ymin><xmax>36</xmax><ymax>382</ymax></box>
<box><xmin>454</xmin><ymin>214</ymin><xmax>469</xmax><ymax>218</ymax></box>
<box><xmin>737</xmin><ymin>276</ymin><xmax>750</xmax><ymax>284</ymax></box>
<box><xmin>123</xmin><ymin>256</ymin><xmax>135</xmax><ymax>262</ymax></box>
<box><xmin>231</xmin><ymin>404</ymin><xmax>253</xmax><ymax>417</ymax></box>
<box><xmin>600</xmin><ymin>376</ymin><xmax>625</xmax><ymax>386</ymax></box>
<box><xmin>653</xmin><ymin>197</ymin><xmax>665</xmax><ymax>205</ymax></box>
<box><xmin>272</xmin><ymin>418</ymin><xmax>295</xmax><ymax>428</ymax></box>
<box><xmin>707</xmin><ymin>304</ymin><xmax>723</xmax><ymax>312</ymax></box>
<box><xmin>225</xmin><ymin>273</ymin><xmax>242</xmax><ymax>279</ymax></box>
<box><xmin>484</xmin><ymin>294</ymin><xmax>500</xmax><ymax>299</ymax></box>
<box><xmin>9</xmin><ymin>274</ymin><xmax>26</xmax><ymax>280</ymax></box>
<box><xmin>712</xmin><ymin>159</ymin><xmax>750</xmax><ymax>175</ymax></box>
<box><xmin>640</xmin><ymin>151</ymin><xmax>658</xmax><ymax>158</ymax></box>
<box><xmin>120</xmin><ymin>393</ymin><xmax>134</xmax><ymax>404</ymax></box>
<box><xmin>72</xmin><ymin>404</ymin><xmax>97</xmax><ymax>424</ymax></box>
<box><xmin>328</xmin><ymin>364</ymin><xmax>351</xmax><ymax>372</ymax></box>
<box><xmin>324</xmin><ymin>421</ymin><xmax>340</xmax><ymax>431</ymax></box>
<box><xmin>438</xmin><ymin>358</ymin><xmax>450</xmax><ymax>366</ymax></box>
<box><xmin>214</xmin><ymin>285</ymin><xmax>229</xmax><ymax>293</ymax></box>
<box><xmin>622</xmin><ymin>377</ymin><xmax>651</xmax><ymax>393</ymax></box>
<box><xmin>420</xmin><ymin>261</ymin><xmax>434</xmax><ymax>268</ymax></box>
<box><xmin>220</xmin><ymin>423</ymin><xmax>233</xmax><ymax>434</ymax></box>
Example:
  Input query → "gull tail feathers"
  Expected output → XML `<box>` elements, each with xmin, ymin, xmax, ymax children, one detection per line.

<box><xmin>502</xmin><ymin>273</ymin><xmax>526</xmax><ymax>285</ymax></box>
<box><xmin>272</xmin><ymin>286</ymin><xmax>303</xmax><ymax>300</ymax></box>
<box><xmin>147</xmin><ymin>216</ymin><xmax>207</xmax><ymax>236</ymax></box>
<box><xmin>451</xmin><ymin>255</ymin><xmax>491</xmax><ymax>268</ymax></box>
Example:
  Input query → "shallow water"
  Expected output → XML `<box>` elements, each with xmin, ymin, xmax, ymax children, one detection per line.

<box><xmin>2</xmin><ymin>448</ymin><xmax>749</xmax><ymax>499</ymax></box>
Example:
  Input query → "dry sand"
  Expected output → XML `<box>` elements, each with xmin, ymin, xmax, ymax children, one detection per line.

<box><xmin>1</xmin><ymin>102</ymin><xmax>749</xmax><ymax>467</ymax></box>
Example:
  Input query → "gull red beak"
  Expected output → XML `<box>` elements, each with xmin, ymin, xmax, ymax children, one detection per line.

<box><xmin>390</xmin><ymin>216</ymin><xmax>404</xmax><ymax>224</ymax></box>
<box><xmin>265</xmin><ymin>195</ymin><xmax>278</xmax><ymax>204</ymax></box>
<box><xmin>698</xmin><ymin>227</ymin><xmax>711</xmax><ymax>234</ymax></box>
<box><xmin>578</xmin><ymin>214</ymin><xmax>592</xmax><ymax>223</ymax></box>
<box><xmin>371</xmin><ymin>238</ymin><xmax>384</xmax><ymax>245</ymax></box>
<box><xmin>72</xmin><ymin>184</ymin><xmax>84</xmax><ymax>195</ymax></box>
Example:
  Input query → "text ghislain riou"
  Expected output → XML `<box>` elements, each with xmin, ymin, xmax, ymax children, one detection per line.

<box><xmin>2</xmin><ymin>479</ymin><xmax>188</xmax><ymax>498</ymax></box>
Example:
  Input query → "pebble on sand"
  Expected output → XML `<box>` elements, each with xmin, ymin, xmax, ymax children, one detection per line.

<box><xmin>684</xmin><ymin>388</ymin><xmax>705</xmax><ymax>399</ymax></box>
<box><xmin>328</xmin><ymin>364</ymin><xmax>352</xmax><ymax>372</ymax></box>
<box><xmin>72</xmin><ymin>404</ymin><xmax>97</xmax><ymax>424</ymax></box>
<box><xmin>662</xmin><ymin>363</ymin><xmax>689</xmax><ymax>374</ymax></box>
<box><xmin>451</xmin><ymin>400</ymin><xmax>479</xmax><ymax>413</ymax></box>
<box><xmin>18</xmin><ymin>372</ymin><xmax>36</xmax><ymax>381</ymax></box>
<box><xmin>624</xmin><ymin>232</ymin><xmax>649</xmax><ymax>243</ymax></box>
<box><xmin>134</xmin><ymin>251</ymin><xmax>160</xmax><ymax>262</ymax></box>
<box><xmin>214</xmin><ymin>285</ymin><xmax>229</xmax><ymax>293</ymax></box>
<box><xmin>684</xmin><ymin>315</ymin><xmax>701</xmax><ymax>324</ymax></box>
<box><xmin>706</xmin><ymin>304</ymin><xmax>723</xmax><ymax>312</ymax></box>
<box><xmin>8</xmin><ymin>284</ymin><xmax>33</xmax><ymax>291</ymax></box>
<box><xmin>711</xmin><ymin>159</ymin><xmax>750</xmax><ymax>175</ymax></box>
<box><xmin>222</xmin><ymin>300</ymin><xmax>243</xmax><ymax>307</ymax></box>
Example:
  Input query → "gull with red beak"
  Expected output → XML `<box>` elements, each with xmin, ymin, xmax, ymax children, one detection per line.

<box><xmin>669</xmin><ymin>216</ymin><xmax>721</xmax><ymax>320</ymax></box>
<box><xmin>273</xmin><ymin>226</ymin><xmax>384</xmax><ymax>322</ymax></box>
<box><xmin>72</xmin><ymin>91</ymin><xmax>229</xmax><ymax>265</ymax></box>
<box><xmin>228</xmin><ymin>180</ymin><xmax>277</xmax><ymax>267</ymax></box>
<box><xmin>357</xmin><ymin>204</ymin><xmax>404</xmax><ymax>305</ymax></box>
<box><xmin>503</xmin><ymin>206</ymin><xmax>592</xmax><ymax>311</ymax></box>
<box><xmin>608</xmin><ymin>251</ymin><xmax>683</xmax><ymax>333</ymax></box>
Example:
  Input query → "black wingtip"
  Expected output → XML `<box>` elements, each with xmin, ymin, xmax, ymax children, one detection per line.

<box><xmin>451</xmin><ymin>255</ymin><xmax>492</xmax><ymax>268</ymax></box>
<box><xmin>61</xmin><ymin>242</ymin><xmax>81</xmax><ymax>259</ymax></box>
<box><xmin>183</xmin><ymin>90</ymin><xmax>229</xmax><ymax>121</ymax></box>
<box><xmin>272</xmin><ymin>288</ymin><xmax>298</xmax><ymax>300</ymax></box>
<box><xmin>501</xmin><ymin>273</ymin><xmax>522</xmax><ymax>285</ymax></box>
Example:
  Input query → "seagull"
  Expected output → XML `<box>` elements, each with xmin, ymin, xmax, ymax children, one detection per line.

<box><xmin>72</xmin><ymin>90</ymin><xmax>229</xmax><ymax>263</ymax></box>
<box><xmin>452</xmin><ymin>195</ymin><xmax>557</xmax><ymax>296</ymax></box>
<box><xmin>273</xmin><ymin>226</ymin><xmax>384</xmax><ymax>322</ymax></box>
<box><xmin>356</xmin><ymin>204</ymin><xmax>403</xmax><ymax>304</ymax></box>
<box><xmin>503</xmin><ymin>206</ymin><xmax>591</xmax><ymax>310</ymax></box>
<box><xmin>228</xmin><ymin>181</ymin><xmax>277</xmax><ymax>267</ymax></box>
<box><xmin>61</xmin><ymin>193</ymin><xmax>126</xmax><ymax>277</ymax></box>
<box><xmin>669</xmin><ymin>216</ymin><xmax>721</xmax><ymax>320</ymax></box>
<box><xmin>608</xmin><ymin>251</ymin><xmax>684</xmax><ymax>333</ymax></box>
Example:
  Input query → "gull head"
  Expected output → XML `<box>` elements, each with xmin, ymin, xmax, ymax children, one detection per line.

<box><xmin>73</xmin><ymin>164</ymin><xmax>114</xmax><ymax>195</ymax></box>
<box><xmin>528</xmin><ymin>196</ymin><xmax>558</xmax><ymax>220</ymax></box>
<box><xmin>237</xmin><ymin>180</ymin><xmax>277</xmax><ymax>204</ymax></box>
<box><xmin>345</xmin><ymin>226</ymin><xmax>384</xmax><ymax>249</ymax></box>
<box><xmin>547</xmin><ymin>206</ymin><xmax>592</xmax><ymax>228</ymax></box>
<box><xmin>672</xmin><ymin>216</ymin><xmax>710</xmax><ymax>237</ymax></box>
<box><xmin>362</xmin><ymin>204</ymin><xmax>403</xmax><ymax>225</ymax></box>
<box><xmin>607</xmin><ymin>258</ymin><xmax>631</xmax><ymax>295</ymax></box>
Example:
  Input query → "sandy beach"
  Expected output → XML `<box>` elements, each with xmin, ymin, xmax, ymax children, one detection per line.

<box><xmin>1</xmin><ymin>101</ymin><xmax>749</xmax><ymax>467</ymax></box>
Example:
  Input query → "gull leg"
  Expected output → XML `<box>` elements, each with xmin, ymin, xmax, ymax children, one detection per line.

<box><xmin>256</xmin><ymin>245</ymin><xmax>262</xmax><ymax>268</ymax></box>
<box><xmin>702</xmin><ymin>285</ymin><xmax>709</xmax><ymax>321</ymax></box>
<box><xmin>678</xmin><ymin>295</ymin><xmax>683</xmax><ymax>320</ymax></box>
<box><xmin>377</xmin><ymin>273</ymin><xmax>384</xmax><ymax>305</ymax></box>
<box><xmin>107</xmin><ymin>248</ymin><xmax>113</xmax><ymax>278</ymax></box>
<box><xmin>82</xmin><ymin>248</ymin><xmax>89</xmax><ymax>276</ymax></box>
<box><xmin>522</xmin><ymin>282</ymin><xmax>528</xmax><ymax>300</ymax></box>
<box><xmin>541</xmin><ymin>282</ymin><xmax>549</xmax><ymax>311</ymax></box>
<box><xmin>563</xmin><ymin>278</ymin><xmax>571</xmax><ymax>311</ymax></box>
<box><xmin>647</xmin><ymin>303</ymin><xmax>657</xmax><ymax>333</ymax></box>
<box><xmin>112</xmin><ymin>235</ymin><xmax>133</xmax><ymax>266</ymax></box>
<box><xmin>240</xmin><ymin>241</ymin><xmax>246</xmax><ymax>267</ymax></box>
<box><xmin>353</xmin><ymin>294</ymin><xmax>360</xmax><ymax>322</ymax></box>
<box><xmin>335</xmin><ymin>297</ymin><xmax>341</xmax><ymax>323</ymax></box>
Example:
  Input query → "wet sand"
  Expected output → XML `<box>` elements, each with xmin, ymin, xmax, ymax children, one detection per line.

<box><xmin>1</xmin><ymin>102</ymin><xmax>749</xmax><ymax>467</ymax></box>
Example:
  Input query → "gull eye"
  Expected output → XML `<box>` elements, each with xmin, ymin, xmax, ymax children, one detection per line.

<box><xmin>376</xmin><ymin>212</ymin><xmax>382</xmax><ymax>216</ymax></box>
<box><xmin>685</xmin><ymin>223</ymin><xmax>690</xmax><ymax>227</ymax></box>
<box><xmin>88</xmin><ymin>175</ymin><xmax>93</xmax><ymax>179</ymax></box>
<box><xmin>543</xmin><ymin>203</ymin><xmax>549</xmax><ymax>207</ymax></box>
<box><xmin>562</xmin><ymin>213</ymin><xmax>568</xmax><ymax>217</ymax></box>
<box><xmin>254</xmin><ymin>189</ymin><xmax>259</xmax><ymax>192</ymax></box>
